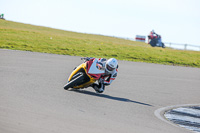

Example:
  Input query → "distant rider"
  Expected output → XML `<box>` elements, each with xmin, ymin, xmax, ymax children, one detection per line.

<box><xmin>148</xmin><ymin>30</ymin><xmax>157</xmax><ymax>44</ymax></box>
<box><xmin>148</xmin><ymin>30</ymin><xmax>165</xmax><ymax>48</ymax></box>
<box><xmin>84</xmin><ymin>57</ymin><xmax>118</xmax><ymax>93</ymax></box>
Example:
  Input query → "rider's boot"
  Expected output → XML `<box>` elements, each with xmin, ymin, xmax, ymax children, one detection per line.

<box><xmin>91</xmin><ymin>83</ymin><xmax>104</xmax><ymax>93</ymax></box>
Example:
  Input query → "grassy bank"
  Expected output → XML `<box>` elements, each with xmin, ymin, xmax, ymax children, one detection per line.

<box><xmin>0</xmin><ymin>19</ymin><xmax>200</xmax><ymax>68</ymax></box>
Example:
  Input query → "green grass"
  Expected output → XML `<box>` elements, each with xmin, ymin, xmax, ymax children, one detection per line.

<box><xmin>0</xmin><ymin>19</ymin><xmax>200</xmax><ymax>68</ymax></box>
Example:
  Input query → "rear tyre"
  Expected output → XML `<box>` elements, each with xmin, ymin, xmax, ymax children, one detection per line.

<box><xmin>64</xmin><ymin>73</ymin><xmax>84</xmax><ymax>90</ymax></box>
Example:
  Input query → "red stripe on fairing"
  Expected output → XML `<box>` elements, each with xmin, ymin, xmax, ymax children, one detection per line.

<box><xmin>88</xmin><ymin>73</ymin><xmax>102</xmax><ymax>80</ymax></box>
<box><xmin>86</xmin><ymin>58</ymin><xmax>95</xmax><ymax>73</ymax></box>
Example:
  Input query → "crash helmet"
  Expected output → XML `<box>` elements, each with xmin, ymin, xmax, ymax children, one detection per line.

<box><xmin>150</xmin><ymin>30</ymin><xmax>155</xmax><ymax>34</ymax></box>
<box><xmin>105</xmin><ymin>58</ymin><xmax>118</xmax><ymax>73</ymax></box>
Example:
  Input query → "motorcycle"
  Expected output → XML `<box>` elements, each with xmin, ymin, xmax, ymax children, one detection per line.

<box><xmin>148</xmin><ymin>35</ymin><xmax>165</xmax><ymax>48</ymax></box>
<box><xmin>64</xmin><ymin>58</ymin><xmax>104</xmax><ymax>90</ymax></box>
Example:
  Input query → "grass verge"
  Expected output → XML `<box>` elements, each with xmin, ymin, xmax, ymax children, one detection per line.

<box><xmin>0</xmin><ymin>19</ymin><xmax>200</xmax><ymax>68</ymax></box>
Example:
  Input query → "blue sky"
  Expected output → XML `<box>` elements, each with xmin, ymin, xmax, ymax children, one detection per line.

<box><xmin>1</xmin><ymin>0</ymin><xmax>200</xmax><ymax>47</ymax></box>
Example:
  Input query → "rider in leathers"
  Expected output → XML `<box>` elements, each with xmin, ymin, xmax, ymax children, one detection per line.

<box><xmin>85</xmin><ymin>57</ymin><xmax>118</xmax><ymax>93</ymax></box>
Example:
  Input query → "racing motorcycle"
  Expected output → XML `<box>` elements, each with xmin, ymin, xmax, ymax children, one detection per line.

<box><xmin>64</xmin><ymin>58</ymin><xmax>104</xmax><ymax>90</ymax></box>
<box><xmin>148</xmin><ymin>34</ymin><xmax>165</xmax><ymax>48</ymax></box>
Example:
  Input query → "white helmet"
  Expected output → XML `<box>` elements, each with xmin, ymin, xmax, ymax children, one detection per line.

<box><xmin>105</xmin><ymin>58</ymin><xmax>118</xmax><ymax>73</ymax></box>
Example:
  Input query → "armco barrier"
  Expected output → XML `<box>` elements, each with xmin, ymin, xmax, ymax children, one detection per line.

<box><xmin>164</xmin><ymin>42</ymin><xmax>200</xmax><ymax>51</ymax></box>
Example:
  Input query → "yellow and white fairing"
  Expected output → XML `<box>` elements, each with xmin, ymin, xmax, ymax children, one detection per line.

<box><xmin>67</xmin><ymin>66</ymin><xmax>91</xmax><ymax>89</ymax></box>
<box><xmin>67</xmin><ymin>58</ymin><xmax>105</xmax><ymax>89</ymax></box>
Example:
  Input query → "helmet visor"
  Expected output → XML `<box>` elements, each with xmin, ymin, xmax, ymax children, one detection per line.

<box><xmin>106</xmin><ymin>64</ymin><xmax>115</xmax><ymax>71</ymax></box>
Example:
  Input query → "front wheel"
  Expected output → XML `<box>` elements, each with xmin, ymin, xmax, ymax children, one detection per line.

<box><xmin>64</xmin><ymin>73</ymin><xmax>84</xmax><ymax>90</ymax></box>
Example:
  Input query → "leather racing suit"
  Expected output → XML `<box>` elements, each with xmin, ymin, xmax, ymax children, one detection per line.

<box><xmin>90</xmin><ymin>58</ymin><xmax>118</xmax><ymax>93</ymax></box>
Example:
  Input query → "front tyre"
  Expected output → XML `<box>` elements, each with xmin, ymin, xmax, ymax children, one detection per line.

<box><xmin>64</xmin><ymin>73</ymin><xmax>84</xmax><ymax>90</ymax></box>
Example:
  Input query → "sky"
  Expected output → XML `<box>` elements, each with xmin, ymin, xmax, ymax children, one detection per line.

<box><xmin>1</xmin><ymin>0</ymin><xmax>200</xmax><ymax>48</ymax></box>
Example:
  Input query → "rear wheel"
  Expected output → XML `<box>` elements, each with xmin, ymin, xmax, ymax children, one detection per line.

<box><xmin>162</xmin><ymin>43</ymin><xmax>165</xmax><ymax>48</ymax></box>
<box><xmin>64</xmin><ymin>73</ymin><xmax>84</xmax><ymax>90</ymax></box>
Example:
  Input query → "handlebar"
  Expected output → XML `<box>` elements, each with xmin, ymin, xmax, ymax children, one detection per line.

<box><xmin>81</xmin><ymin>57</ymin><xmax>92</xmax><ymax>61</ymax></box>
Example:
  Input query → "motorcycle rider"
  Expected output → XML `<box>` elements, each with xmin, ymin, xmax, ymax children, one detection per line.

<box><xmin>84</xmin><ymin>57</ymin><xmax>118</xmax><ymax>93</ymax></box>
<box><xmin>148</xmin><ymin>30</ymin><xmax>165</xmax><ymax>48</ymax></box>
<box><xmin>148</xmin><ymin>30</ymin><xmax>158</xmax><ymax>45</ymax></box>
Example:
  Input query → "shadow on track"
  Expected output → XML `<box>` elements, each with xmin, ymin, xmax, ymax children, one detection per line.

<box><xmin>70</xmin><ymin>89</ymin><xmax>153</xmax><ymax>107</ymax></box>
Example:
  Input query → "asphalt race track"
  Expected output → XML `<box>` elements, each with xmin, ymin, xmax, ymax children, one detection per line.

<box><xmin>0</xmin><ymin>49</ymin><xmax>200</xmax><ymax>133</ymax></box>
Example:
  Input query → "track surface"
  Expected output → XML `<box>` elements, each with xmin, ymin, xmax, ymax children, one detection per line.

<box><xmin>0</xmin><ymin>49</ymin><xmax>200</xmax><ymax>133</ymax></box>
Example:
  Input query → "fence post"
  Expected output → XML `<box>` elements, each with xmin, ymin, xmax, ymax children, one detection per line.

<box><xmin>184</xmin><ymin>44</ymin><xmax>187</xmax><ymax>50</ymax></box>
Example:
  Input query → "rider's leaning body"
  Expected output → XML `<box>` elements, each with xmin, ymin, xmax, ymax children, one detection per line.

<box><xmin>85</xmin><ymin>57</ymin><xmax>118</xmax><ymax>93</ymax></box>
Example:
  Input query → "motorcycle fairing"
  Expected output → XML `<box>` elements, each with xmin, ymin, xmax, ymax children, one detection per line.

<box><xmin>67</xmin><ymin>62</ymin><xmax>96</xmax><ymax>89</ymax></box>
<box><xmin>86</xmin><ymin>58</ymin><xmax>104</xmax><ymax>80</ymax></box>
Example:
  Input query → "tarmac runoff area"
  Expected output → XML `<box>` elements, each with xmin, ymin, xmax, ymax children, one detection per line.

<box><xmin>0</xmin><ymin>49</ymin><xmax>200</xmax><ymax>133</ymax></box>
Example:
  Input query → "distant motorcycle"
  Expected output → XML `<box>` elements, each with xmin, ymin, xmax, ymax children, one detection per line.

<box><xmin>148</xmin><ymin>34</ymin><xmax>165</xmax><ymax>48</ymax></box>
<box><xmin>64</xmin><ymin>58</ymin><xmax>104</xmax><ymax>90</ymax></box>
